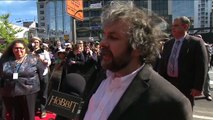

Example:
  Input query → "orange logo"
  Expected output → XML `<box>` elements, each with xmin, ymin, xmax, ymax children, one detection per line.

<box><xmin>66</xmin><ymin>0</ymin><xmax>84</xmax><ymax>21</ymax></box>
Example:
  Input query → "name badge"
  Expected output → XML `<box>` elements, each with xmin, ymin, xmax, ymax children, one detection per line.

<box><xmin>13</xmin><ymin>73</ymin><xmax>18</xmax><ymax>79</ymax></box>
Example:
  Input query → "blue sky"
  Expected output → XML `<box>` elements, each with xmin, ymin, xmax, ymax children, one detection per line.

<box><xmin>0</xmin><ymin>1</ymin><xmax>37</xmax><ymax>26</ymax></box>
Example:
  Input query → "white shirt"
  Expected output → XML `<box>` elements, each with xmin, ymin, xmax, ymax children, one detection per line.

<box><xmin>84</xmin><ymin>65</ymin><xmax>144</xmax><ymax>120</ymax></box>
<box><xmin>167</xmin><ymin>37</ymin><xmax>184</xmax><ymax>77</ymax></box>
<box><xmin>38</xmin><ymin>50</ymin><xmax>51</xmax><ymax>76</ymax></box>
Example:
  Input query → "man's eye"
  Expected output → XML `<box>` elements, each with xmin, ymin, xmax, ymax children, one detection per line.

<box><xmin>109</xmin><ymin>35</ymin><xmax>118</xmax><ymax>40</ymax></box>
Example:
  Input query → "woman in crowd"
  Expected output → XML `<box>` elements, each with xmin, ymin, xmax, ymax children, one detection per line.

<box><xmin>31</xmin><ymin>36</ymin><xmax>51</xmax><ymax>118</ymax></box>
<box><xmin>0</xmin><ymin>40</ymin><xmax>44</xmax><ymax>120</ymax></box>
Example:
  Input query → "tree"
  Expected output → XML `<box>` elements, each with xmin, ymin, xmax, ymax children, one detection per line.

<box><xmin>0</xmin><ymin>14</ymin><xmax>23</xmax><ymax>51</ymax></box>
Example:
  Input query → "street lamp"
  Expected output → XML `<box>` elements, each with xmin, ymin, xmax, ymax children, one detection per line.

<box><xmin>72</xmin><ymin>10</ymin><xmax>83</xmax><ymax>44</ymax></box>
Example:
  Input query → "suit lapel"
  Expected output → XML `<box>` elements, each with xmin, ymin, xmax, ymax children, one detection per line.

<box><xmin>166</xmin><ymin>39</ymin><xmax>175</xmax><ymax>59</ymax></box>
<box><xmin>164</xmin><ymin>39</ymin><xmax>175</xmax><ymax>67</ymax></box>
<box><xmin>169</xmin><ymin>39</ymin><xmax>175</xmax><ymax>51</ymax></box>
<box><xmin>108</xmin><ymin>65</ymin><xmax>151</xmax><ymax>120</ymax></box>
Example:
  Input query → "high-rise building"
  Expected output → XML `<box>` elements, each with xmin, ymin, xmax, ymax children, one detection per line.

<box><xmin>37</xmin><ymin>0</ymin><xmax>72</xmax><ymax>42</ymax></box>
<box><xmin>194</xmin><ymin>0</ymin><xmax>212</xmax><ymax>33</ymax></box>
<box><xmin>76</xmin><ymin>0</ymin><xmax>103</xmax><ymax>41</ymax></box>
<box><xmin>77</xmin><ymin>0</ymin><xmax>172</xmax><ymax>41</ymax></box>
<box><xmin>37</xmin><ymin>0</ymin><xmax>173</xmax><ymax>42</ymax></box>
<box><xmin>37</xmin><ymin>0</ymin><xmax>47</xmax><ymax>39</ymax></box>
<box><xmin>172</xmin><ymin>0</ymin><xmax>212</xmax><ymax>34</ymax></box>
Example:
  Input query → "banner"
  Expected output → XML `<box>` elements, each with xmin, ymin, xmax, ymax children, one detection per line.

<box><xmin>45</xmin><ymin>90</ymin><xmax>83</xmax><ymax>119</ymax></box>
<box><xmin>66</xmin><ymin>0</ymin><xmax>84</xmax><ymax>21</ymax></box>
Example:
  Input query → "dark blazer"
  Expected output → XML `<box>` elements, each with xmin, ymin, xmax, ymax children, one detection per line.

<box><xmin>80</xmin><ymin>64</ymin><xmax>192</xmax><ymax>120</ymax></box>
<box><xmin>65</xmin><ymin>51</ymin><xmax>85</xmax><ymax>74</ymax></box>
<box><xmin>158</xmin><ymin>35</ymin><xmax>208</xmax><ymax>103</ymax></box>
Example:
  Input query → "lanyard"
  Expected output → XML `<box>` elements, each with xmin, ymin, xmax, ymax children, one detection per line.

<box><xmin>13</xmin><ymin>55</ymin><xmax>27</xmax><ymax>73</ymax></box>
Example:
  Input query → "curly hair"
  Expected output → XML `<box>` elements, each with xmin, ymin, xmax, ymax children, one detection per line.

<box><xmin>101</xmin><ymin>1</ymin><xmax>168</xmax><ymax>63</ymax></box>
<box><xmin>0</xmin><ymin>40</ymin><xmax>30</xmax><ymax>62</ymax></box>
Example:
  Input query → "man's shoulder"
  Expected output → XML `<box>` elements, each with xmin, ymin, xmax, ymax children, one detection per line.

<box><xmin>137</xmin><ymin>65</ymin><xmax>188</xmax><ymax>99</ymax></box>
<box><xmin>185</xmin><ymin>34</ymin><xmax>202</xmax><ymax>42</ymax></box>
<box><xmin>164</xmin><ymin>38</ymin><xmax>174</xmax><ymax>46</ymax></box>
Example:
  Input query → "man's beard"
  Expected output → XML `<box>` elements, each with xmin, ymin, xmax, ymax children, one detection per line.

<box><xmin>100</xmin><ymin>47</ymin><xmax>132</xmax><ymax>72</ymax></box>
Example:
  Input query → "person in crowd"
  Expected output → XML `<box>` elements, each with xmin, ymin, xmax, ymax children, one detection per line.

<box><xmin>31</xmin><ymin>36</ymin><xmax>51</xmax><ymax>118</ymax></box>
<box><xmin>80</xmin><ymin>1</ymin><xmax>192</xmax><ymax>120</ymax></box>
<box><xmin>81</xmin><ymin>42</ymin><xmax>100</xmax><ymax>83</ymax></box>
<box><xmin>91</xmin><ymin>41</ymin><xmax>101</xmax><ymax>71</ymax></box>
<box><xmin>82</xmin><ymin>41</ymin><xmax>102</xmax><ymax>99</ymax></box>
<box><xmin>92</xmin><ymin>41</ymin><xmax>101</xmax><ymax>63</ymax></box>
<box><xmin>83</xmin><ymin>42</ymin><xmax>93</xmax><ymax>61</ymax></box>
<box><xmin>53</xmin><ymin>40</ymin><xmax>65</xmax><ymax>54</ymax></box>
<box><xmin>196</xmin><ymin>35</ymin><xmax>212</xmax><ymax>101</ymax></box>
<box><xmin>82</xmin><ymin>42</ymin><xmax>94</xmax><ymax>67</ymax></box>
<box><xmin>64</xmin><ymin>44</ymin><xmax>85</xmax><ymax>74</ymax></box>
<box><xmin>77</xmin><ymin>40</ymin><xmax>84</xmax><ymax>53</ymax></box>
<box><xmin>55</xmin><ymin>49</ymin><xmax>67</xmax><ymax>71</ymax></box>
<box><xmin>60</xmin><ymin>43</ymin><xmax>85</xmax><ymax>95</ymax></box>
<box><xmin>65</xmin><ymin>42</ymin><xmax>73</xmax><ymax>54</ymax></box>
<box><xmin>0</xmin><ymin>40</ymin><xmax>44</xmax><ymax>120</ymax></box>
<box><xmin>203</xmin><ymin>43</ymin><xmax>213</xmax><ymax>101</ymax></box>
<box><xmin>158</xmin><ymin>16</ymin><xmax>208</xmax><ymax>108</ymax></box>
<box><xmin>48</xmin><ymin>49</ymin><xmax>67</xmax><ymax>92</ymax></box>
<box><xmin>65</xmin><ymin>47</ymin><xmax>72</xmax><ymax>54</ymax></box>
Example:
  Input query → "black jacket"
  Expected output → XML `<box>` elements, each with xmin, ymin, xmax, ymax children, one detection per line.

<box><xmin>80</xmin><ymin>65</ymin><xmax>192</xmax><ymax>120</ymax></box>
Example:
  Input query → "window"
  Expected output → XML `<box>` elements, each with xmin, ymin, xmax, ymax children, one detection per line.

<box><xmin>40</xmin><ymin>11</ymin><xmax>44</xmax><ymax>14</ymax></box>
<box><xmin>41</xmin><ymin>22</ymin><xmax>45</xmax><ymax>26</ymax></box>
<box><xmin>40</xmin><ymin>4</ymin><xmax>44</xmax><ymax>8</ymax></box>
<box><xmin>84</xmin><ymin>11</ymin><xmax>89</xmax><ymax>17</ymax></box>
<box><xmin>84</xmin><ymin>2</ymin><xmax>89</xmax><ymax>7</ymax></box>
<box><xmin>40</xmin><ymin>16</ymin><xmax>45</xmax><ymax>20</ymax></box>
<box><xmin>77</xmin><ymin>31</ymin><xmax>90</xmax><ymax>37</ymax></box>
<box><xmin>90</xmin><ymin>10</ymin><xmax>101</xmax><ymax>17</ymax></box>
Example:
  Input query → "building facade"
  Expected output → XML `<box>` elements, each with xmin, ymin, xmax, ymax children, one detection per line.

<box><xmin>194</xmin><ymin>0</ymin><xmax>212</xmax><ymax>33</ymax></box>
<box><xmin>39</xmin><ymin>0</ymin><xmax>213</xmax><ymax>42</ymax></box>
<box><xmin>77</xmin><ymin>0</ymin><xmax>172</xmax><ymax>41</ymax></box>
<box><xmin>37</xmin><ymin>0</ymin><xmax>72</xmax><ymax>42</ymax></box>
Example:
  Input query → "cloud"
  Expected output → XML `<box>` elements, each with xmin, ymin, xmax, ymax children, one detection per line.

<box><xmin>2</xmin><ymin>1</ymin><xmax>13</xmax><ymax>4</ymax></box>
<box><xmin>1</xmin><ymin>1</ymin><xmax>28</xmax><ymax>4</ymax></box>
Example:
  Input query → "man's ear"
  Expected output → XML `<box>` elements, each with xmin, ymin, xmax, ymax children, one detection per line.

<box><xmin>182</xmin><ymin>24</ymin><xmax>189</xmax><ymax>30</ymax></box>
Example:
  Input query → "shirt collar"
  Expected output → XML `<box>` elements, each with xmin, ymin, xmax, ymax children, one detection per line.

<box><xmin>106</xmin><ymin>64</ymin><xmax>145</xmax><ymax>81</ymax></box>
<box><xmin>176</xmin><ymin>34</ymin><xmax>187</xmax><ymax>42</ymax></box>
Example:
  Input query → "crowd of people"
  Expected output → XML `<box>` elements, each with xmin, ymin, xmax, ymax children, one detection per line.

<box><xmin>0</xmin><ymin>1</ymin><xmax>212</xmax><ymax>120</ymax></box>
<box><xmin>0</xmin><ymin>36</ymin><xmax>101</xmax><ymax>119</ymax></box>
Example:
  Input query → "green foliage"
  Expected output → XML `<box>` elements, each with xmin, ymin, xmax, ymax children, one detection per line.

<box><xmin>0</xmin><ymin>13</ymin><xmax>23</xmax><ymax>51</ymax></box>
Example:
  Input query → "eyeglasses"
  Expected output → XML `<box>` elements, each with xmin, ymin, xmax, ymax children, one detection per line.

<box><xmin>13</xmin><ymin>47</ymin><xmax>25</xmax><ymax>51</ymax></box>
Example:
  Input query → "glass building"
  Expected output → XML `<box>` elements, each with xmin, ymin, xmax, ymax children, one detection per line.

<box><xmin>37</xmin><ymin>0</ymin><xmax>172</xmax><ymax>42</ymax></box>
<box><xmin>37</xmin><ymin>0</ymin><xmax>72</xmax><ymax>42</ymax></box>
<box><xmin>76</xmin><ymin>0</ymin><xmax>172</xmax><ymax>41</ymax></box>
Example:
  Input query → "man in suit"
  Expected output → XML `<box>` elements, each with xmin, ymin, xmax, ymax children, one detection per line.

<box><xmin>80</xmin><ymin>1</ymin><xmax>192</xmax><ymax>120</ymax></box>
<box><xmin>158</xmin><ymin>16</ymin><xmax>208</xmax><ymax>108</ymax></box>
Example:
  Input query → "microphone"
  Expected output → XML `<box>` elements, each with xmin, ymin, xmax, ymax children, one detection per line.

<box><xmin>55</xmin><ymin>73</ymin><xmax>86</xmax><ymax>120</ymax></box>
<box><xmin>60</xmin><ymin>73</ymin><xmax>86</xmax><ymax>97</ymax></box>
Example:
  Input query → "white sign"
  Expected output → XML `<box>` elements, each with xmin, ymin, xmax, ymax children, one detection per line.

<box><xmin>90</xmin><ymin>2</ymin><xmax>102</xmax><ymax>9</ymax></box>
